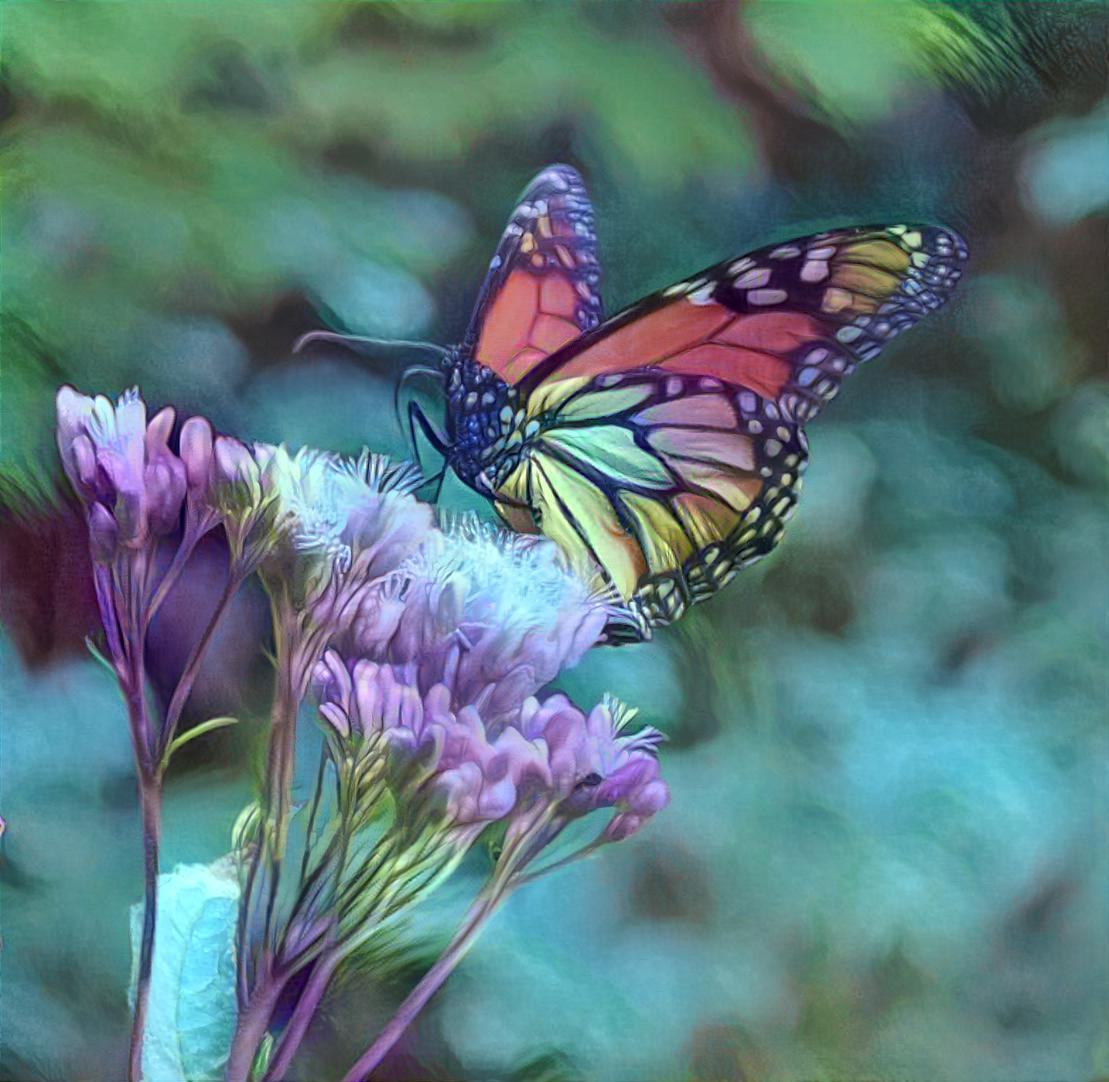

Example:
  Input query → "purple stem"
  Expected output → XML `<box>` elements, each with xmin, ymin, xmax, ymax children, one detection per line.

<box><xmin>93</xmin><ymin>563</ymin><xmax>125</xmax><ymax>670</ymax></box>
<box><xmin>146</xmin><ymin>523</ymin><xmax>206</xmax><ymax>622</ymax></box>
<box><xmin>129</xmin><ymin>773</ymin><xmax>162</xmax><ymax>1082</ymax></box>
<box><xmin>224</xmin><ymin>969</ymin><xmax>290</xmax><ymax>1082</ymax></box>
<box><xmin>339</xmin><ymin>890</ymin><xmax>506</xmax><ymax>1082</ymax></box>
<box><xmin>159</xmin><ymin>571</ymin><xmax>244</xmax><ymax>758</ymax></box>
<box><xmin>118</xmin><ymin>553</ymin><xmax>159</xmax><ymax>1082</ymax></box>
<box><xmin>261</xmin><ymin>947</ymin><xmax>341</xmax><ymax>1081</ymax></box>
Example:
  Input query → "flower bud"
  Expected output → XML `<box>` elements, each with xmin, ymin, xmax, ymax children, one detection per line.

<box><xmin>630</xmin><ymin>779</ymin><xmax>670</xmax><ymax>817</ymax></box>
<box><xmin>214</xmin><ymin>436</ymin><xmax>260</xmax><ymax>491</ymax></box>
<box><xmin>180</xmin><ymin>417</ymin><xmax>214</xmax><ymax>492</ymax></box>
<box><xmin>602</xmin><ymin>781</ymin><xmax>670</xmax><ymax>842</ymax></box>
<box><xmin>71</xmin><ymin>434</ymin><xmax>99</xmax><ymax>495</ymax></box>
<box><xmin>145</xmin><ymin>406</ymin><xmax>176</xmax><ymax>453</ymax></box>
<box><xmin>55</xmin><ymin>386</ymin><xmax>96</xmax><ymax>492</ymax></box>
<box><xmin>88</xmin><ymin>503</ymin><xmax>119</xmax><ymax>564</ymax></box>
<box><xmin>144</xmin><ymin>453</ymin><xmax>187</xmax><ymax>536</ymax></box>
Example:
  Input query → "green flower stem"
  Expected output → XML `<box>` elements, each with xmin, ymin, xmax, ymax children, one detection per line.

<box><xmin>297</xmin><ymin>743</ymin><xmax>329</xmax><ymax>887</ymax></box>
<box><xmin>158</xmin><ymin>570</ymin><xmax>245</xmax><ymax>768</ymax></box>
<box><xmin>510</xmin><ymin>837</ymin><xmax>605</xmax><ymax>889</ymax></box>
<box><xmin>263</xmin><ymin>840</ymin><xmax>467</xmax><ymax>1081</ymax></box>
<box><xmin>234</xmin><ymin>630</ymin><xmax>298</xmax><ymax>1024</ymax></box>
<box><xmin>232</xmin><ymin>598</ymin><xmax>324</xmax><ymax>1075</ymax></box>
<box><xmin>339</xmin><ymin>806</ymin><xmax>563</xmax><ymax>1081</ymax></box>
<box><xmin>259</xmin><ymin>611</ymin><xmax>306</xmax><ymax>964</ymax></box>
<box><xmin>261</xmin><ymin>821</ymin><xmax>471</xmax><ymax>1079</ymax></box>
<box><xmin>338</xmin><ymin>825</ymin><xmax>450</xmax><ymax>926</ymax></box>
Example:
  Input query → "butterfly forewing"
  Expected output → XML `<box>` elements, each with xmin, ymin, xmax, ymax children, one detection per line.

<box><xmin>520</xmin><ymin>225</ymin><xmax>966</xmax><ymax>419</ymax></box>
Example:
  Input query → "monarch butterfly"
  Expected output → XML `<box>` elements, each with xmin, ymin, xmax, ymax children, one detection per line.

<box><xmin>303</xmin><ymin>165</ymin><xmax>968</xmax><ymax>642</ymax></box>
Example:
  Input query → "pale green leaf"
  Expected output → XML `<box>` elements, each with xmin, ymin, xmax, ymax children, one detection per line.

<box><xmin>129</xmin><ymin>858</ymin><xmax>240</xmax><ymax>1082</ymax></box>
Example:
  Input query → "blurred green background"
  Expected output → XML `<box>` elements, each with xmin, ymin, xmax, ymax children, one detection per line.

<box><xmin>2</xmin><ymin>2</ymin><xmax>1107</xmax><ymax>1080</ymax></box>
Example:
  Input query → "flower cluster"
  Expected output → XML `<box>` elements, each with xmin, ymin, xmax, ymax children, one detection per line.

<box><xmin>295</xmin><ymin>517</ymin><xmax>667</xmax><ymax>970</ymax></box>
<box><xmin>315</xmin><ymin>656</ymin><xmax>668</xmax><ymax>846</ymax></box>
<box><xmin>57</xmin><ymin>384</ymin><xmax>671</xmax><ymax>1082</ymax></box>
<box><xmin>344</xmin><ymin>518</ymin><xmax>615</xmax><ymax>719</ymax></box>
<box><xmin>56</xmin><ymin>386</ymin><xmax>186</xmax><ymax>558</ymax></box>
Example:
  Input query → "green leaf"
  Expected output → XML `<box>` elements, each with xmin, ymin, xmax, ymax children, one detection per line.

<box><xmin>161</xmin><ymin>716</ymin><xmax>240</xmax><ymax>771</ymax></box>
<box><xmin>250</xmin><ymin>1032</ymin><xmax>274</xmax><ymax>1082</ymax></box>
<box><xmin>84</xmin><ymin>636</ymin><xmax>117</xmax><ymax>676</ymax></box>
<box><xmin>129</xmin><ymin>858</ymin><xmax>240</xmax><ymax>1082</ymax></box>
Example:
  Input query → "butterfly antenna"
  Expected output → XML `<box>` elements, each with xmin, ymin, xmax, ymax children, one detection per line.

<box><xmin>293</xmin><ymin>329</ymin><xmax>452</xmax><ymax>360</ymax></box>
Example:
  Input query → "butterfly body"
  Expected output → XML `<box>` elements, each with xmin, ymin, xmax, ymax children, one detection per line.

<box><xmin>441</xmin><ymin>352</ymin><xmax>524</xmax><ymax>491</ymax></box>
<box><xmin>435</xmin><ymin>165</ymin><xmax>967</xmax><ymax>642</ymax></box>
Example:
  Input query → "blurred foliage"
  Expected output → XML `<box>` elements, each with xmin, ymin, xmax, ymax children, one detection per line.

<box><xmin>1</xmin><ymin>2</ymin><xmax>1107</xmax><ymax>1081</ymax></box>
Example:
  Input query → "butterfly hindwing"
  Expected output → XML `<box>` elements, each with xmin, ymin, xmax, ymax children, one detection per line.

<box><xmin>462</xmin><ymin>164</ymin><xmax>604</xmax><ymax>385</ymax></box>
<box><xmin>497</xmin><ymin>368</ymin><xmax>809</xmax><ymax>640</ymax></box>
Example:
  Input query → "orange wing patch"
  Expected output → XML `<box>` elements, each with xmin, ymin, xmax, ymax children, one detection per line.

<box><xmin>516</xmin><ymin>224</ymin><xmax>967</xmax><ymax>434</ymax></box>
<box><xmin>474</xmin><ymin>276</ymin><xmax>591</xmax><ymax>381</ymax></box>
<box><xmin>475</xmin><ymin>269</ymin><xmax>585</xmax><ymax>382</ymax></box>
<box><xmin>537</xmin><ymin>300</ymin><xmax>819</xmax><ymax>401</ymax></box>
<box><xmin>464</xmin><ymin>165</ymin><xmax>603</xmax><ymax>384</ymax></box>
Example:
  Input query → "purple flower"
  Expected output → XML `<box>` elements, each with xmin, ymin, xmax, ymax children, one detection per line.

<box><xmin>315</xmin><ymin>651</ymin><xmax>667</xmax><ymax>841</ymax></box>
<box><xmin>56</xmin><ymin>386</ymin><xmax>186</xmax><ymax>549</ymax></box>
<box><xmin>178</xmin><ymin>416</ymin><xmax>221</xmax><ymax>540</ymax></box>
<box><xmin>209</xmin><ymin>435</ymin><xmax>283</xmax><ymax>570</ymax></box>
<box><xmin>314</xmin><ymin>651</ymin><xmax>552</xmax><ymax>829</ymax></box>
<box><xmin>214</xmin><ymin>442</ymin><xmax>430</xmax><ymax>631</ymax></box>
<box><xmin>346</xmin><ymin>520</ymin><xmax>615</xmax><ymax>721</ymax></box>
<box><xmin>514</xmin><ymin>693</ymin><xmax>669</xmax><ymax>840</ymax></box>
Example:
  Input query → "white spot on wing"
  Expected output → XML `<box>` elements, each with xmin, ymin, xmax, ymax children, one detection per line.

<box><xmin>748</xmin><ymin>289</ymin><xmax>788</xmax><ymax>306</ymax></box>
<box><xmin>688</xmin><ymin>282</ymin><xmax>717</xmax><ymax>305</ymax></box>
<box><xmin>800</xmin><ymin>260</ymin><xmax>829</xmax><ymax>283</ymax></box>
<box><xmin>734</xmin><ymin>267</ymin><xmax>771</xmax><ymax>290</ymax></box>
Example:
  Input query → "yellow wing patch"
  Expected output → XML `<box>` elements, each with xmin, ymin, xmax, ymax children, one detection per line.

<box><xmin>528</xmin><ymin>455</ymin><xmax>647</xmax><ymax>597</ymax></box>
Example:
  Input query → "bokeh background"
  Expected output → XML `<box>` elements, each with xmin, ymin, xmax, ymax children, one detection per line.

<box><xmin>2</xmin><ymin>2</ymin><xmax>1107</xmax><ymax>1080</ymax></box>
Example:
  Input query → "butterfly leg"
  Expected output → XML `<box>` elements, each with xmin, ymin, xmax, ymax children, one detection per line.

<box><xmin>406</xmin><ymin>400</ymin><xmax>453</xmax><ymax>503</ymax></box>
<box><xmin>408</xmin><ymin>400</ymin><xmax>448</xmax><ymax>460</ymax></box>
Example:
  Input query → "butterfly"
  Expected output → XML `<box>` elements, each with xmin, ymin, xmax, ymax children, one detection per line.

<box><xmin>304</xmin><ymin>165</ymin><xmax>968</xmax><ymax>643</ymax></box>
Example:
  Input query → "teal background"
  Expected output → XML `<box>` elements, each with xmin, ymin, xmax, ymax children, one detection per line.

<box><xmin>1</xmin><ymin>3</ymin><xmax>1107</xmax><ymax>1080</ymax></box>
